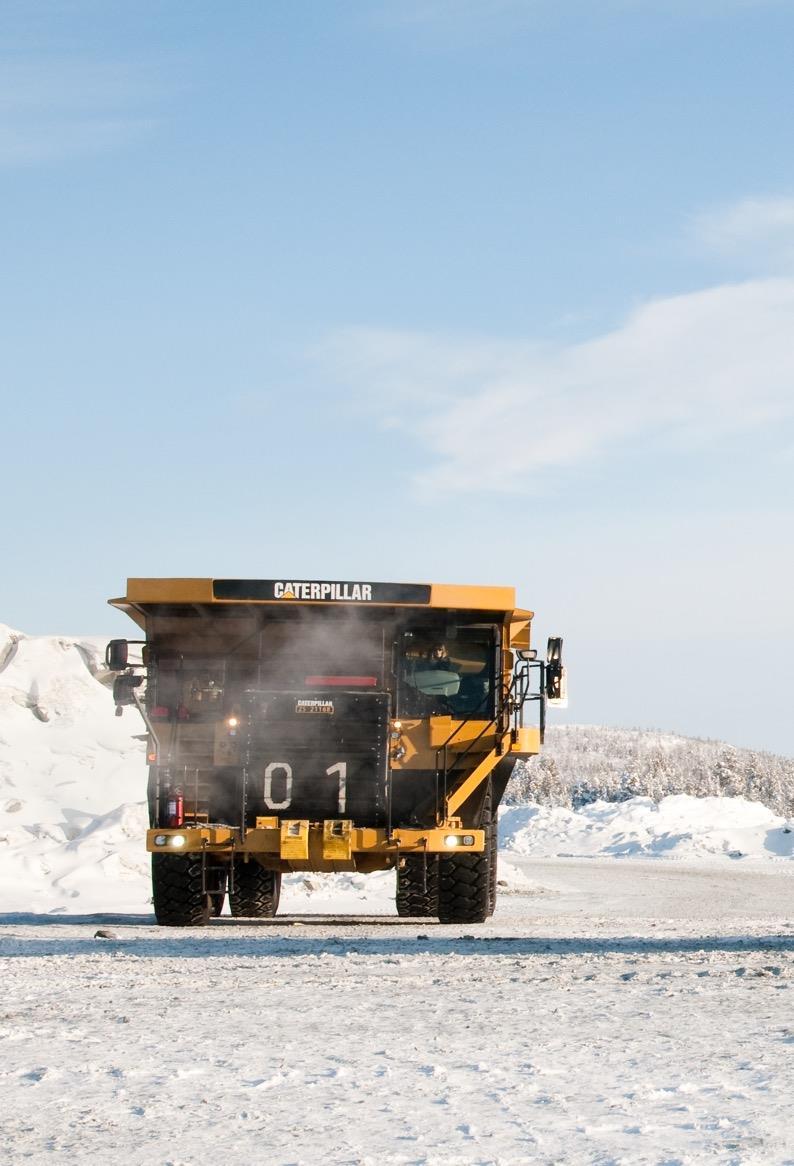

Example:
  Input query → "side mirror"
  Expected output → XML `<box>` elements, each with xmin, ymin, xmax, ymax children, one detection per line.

<box><xmin>113</xmin><ymin>674</ymin><xmax>143</xmax><ymax>707</ymax></box>
<box><xmin>545</xmin><ymin>636</ymin><xmax>568</xmax><ymax>706</ymax></box>
<box><xmin>106</xmin><ymin>639</ymin><xmax>129</xmax><ymax>671</ymax></box>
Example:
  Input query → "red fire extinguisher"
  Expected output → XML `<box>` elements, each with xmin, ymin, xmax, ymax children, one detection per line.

<box><xmin>165</xmin><ymin>787</ymin><xmax>184</xmax><ymax>828</ymax></box>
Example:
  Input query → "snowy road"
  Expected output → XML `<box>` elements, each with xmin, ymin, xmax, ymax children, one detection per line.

<box><xmin>505</xmin><ymin>856</ymin><xmax>794</xmax><ymax>927</ymax></box>
<box><xmin>2</xmin><ymin>860</ymin><xmax>794</xmax><ymax>1166</ymax></box>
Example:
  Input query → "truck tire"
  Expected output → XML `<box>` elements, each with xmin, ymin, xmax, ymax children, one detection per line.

<box><xmin>151</xmin><ymin>853</ymin><xmax>211</xmax><ymax>927</ymax></box>
<box><xmin>396</xmin><ymin>855</ymin><xmax>439</xmax><ymax>917</ymax></box>
<box><xmin>483</xmin><ymin>783</ymin><xmax>498</xmax><ymax>917</ymax></box>
<box><xmin>438</xmin><ymin>780</ymin><xmax>494</xmax><ymax>925</ymax></box>
<box><xmin>229</xmin><ymin>859</ymin><xmax>281</xmax><ymax>918</ymax></box>
<box><xmin>488</xmin><ymin>815</ymin><xmax>498</xmax><ymax>917</ymax></box>
<box><xmin>438</xmin><ymin>849</ymin><xmax>491</xmax><ymax>924</ymax></box>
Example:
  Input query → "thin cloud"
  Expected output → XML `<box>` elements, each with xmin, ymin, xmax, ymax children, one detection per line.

<box><xmin>364</xmin><ymin>0</ymin><xmax>546</xmax><ymax>47</ymax></box>
<box><xmin>372</xmin><ymin>0</ymin><xmax>534</xmax><ymax>25</ymax></box>
<box><xmin>692</xmin><ymin>195</ymin><xmax>794</xmax><ymax>272</ymax></box>
<box><xmin>323</xmin><ymin>278</ymin><xmax>794</xmax><ymax>493</ymax></box>
<box><xmin>0</xmin><ymin>56</ymin><xmax>174</xmax><ymax>167</ymax></box>
<box><xmin>371</xmin><ymin>0</ymin><xmax>783</xmax><ymax>33</ymax></box>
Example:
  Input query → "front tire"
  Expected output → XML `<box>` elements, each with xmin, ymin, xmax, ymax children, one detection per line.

<box><xmin>229</xmin><ymin>859</ymin><xmax>281</xmax><ymax>918</ymax></box>
<box><xmin>438</xmin><ymin>849</ymin><xmax>491</xmax><ymax>924</ymax></box>
<box><xmin>396</xmin><ymin>855</ymin><xmax>439</xmax><ymax>917</ymax></box>
<box><xmin>152</xmin><ymin>853</ymin><xmax>211</xmax><ymax>927</ymax></box>
<box><xmin>485</xmin><ymin>785</ymin><xmax>498</xmax><ymax>917</ymax></box>
<box><xmin>438</xmin><ymin>780</ymin><xmax>494</xmax><ymax>925</ymax></box>
<box><xmin>487</xmin><ymin>817</ymin><xmax>498</xmax><ymax>917</ymax></box>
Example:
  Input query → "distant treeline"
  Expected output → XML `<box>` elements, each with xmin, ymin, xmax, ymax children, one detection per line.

<box><xmin>507</xmin><ymin>725</ymin><xmax>794</xmax><ymax>817</ymax></box>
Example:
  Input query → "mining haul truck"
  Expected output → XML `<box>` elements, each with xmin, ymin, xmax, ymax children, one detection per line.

<box><xmin>107</xmin><ymin>578</ymin><xmax>565</xmax><ymax>926</ymax></box>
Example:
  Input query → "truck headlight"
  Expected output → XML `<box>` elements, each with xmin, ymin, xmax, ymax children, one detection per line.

<box><xmin>170</xmin><ymin>835</ymin><xmax>186</xmax><ymax>848</ymax></box>
<box><xmin>154</xmin><ymin>834</ymin><xmax>167</xmax><ymax>846</ymax></box>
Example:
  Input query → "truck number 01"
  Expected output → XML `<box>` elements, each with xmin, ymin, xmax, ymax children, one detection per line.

<box><xmin>263</xmin><ymin>761</ymin><xmax>348</xmax><ymax>813</ymax></box>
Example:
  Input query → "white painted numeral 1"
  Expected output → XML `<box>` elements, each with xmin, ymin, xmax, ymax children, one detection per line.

<box><xmin>264</xmin><ymin>762</ymin><xmax>293</xmax><ymax>810</ymax></box>
<box><xmin>326</xmin><ymin>761</ymin><xmax>347</xmax><ymax>814</ymax></box>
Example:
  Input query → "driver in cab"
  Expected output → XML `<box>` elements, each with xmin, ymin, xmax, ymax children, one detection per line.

<box><xmin>406</xmin><ymin>640</ymin><xmax>460</xmax><ymax>714</ymax></box>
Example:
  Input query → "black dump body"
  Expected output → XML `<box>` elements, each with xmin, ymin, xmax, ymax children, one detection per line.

<box><xmin>241</xmin><ymin>689</ymin><xmax>392</xmax><ymax>827</ymax></box>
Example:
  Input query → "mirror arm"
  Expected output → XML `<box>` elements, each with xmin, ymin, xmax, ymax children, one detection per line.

<box><xmin>131</xmin><ymin>687</ymin><xmax>162</xmax><ymax>758</ymax></box>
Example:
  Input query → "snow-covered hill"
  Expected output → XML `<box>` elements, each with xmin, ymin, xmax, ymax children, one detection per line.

<box><xmin>1</xmin><ymin>624</ymin><xmax>792</xmax><ymax>915</ymax></box>
<box><xmin>0</xmin><ymin>625</ymin><xmax>148</xmax><ymax>912</ymax></box>
<box><xmin>500</xmin><ymin>795</ymin><xmax>794</xmax><ymax>863</ymax></box>
<box><xmin>512</xmin><ymin>723</ymin><xmax>794</xmax><ymax>816</ymax></box>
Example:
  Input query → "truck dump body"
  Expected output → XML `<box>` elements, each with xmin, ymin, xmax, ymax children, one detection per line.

<box><xmin>108</xmin><ymin>578</ymin><xmax>559</xmax><ymax>925</ymax></box>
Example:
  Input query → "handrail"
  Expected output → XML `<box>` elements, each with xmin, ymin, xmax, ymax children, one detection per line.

<box><xmin>434</xmin><ymin>663</ymin><xmax>538</xmax><ymax>822</ymax></box>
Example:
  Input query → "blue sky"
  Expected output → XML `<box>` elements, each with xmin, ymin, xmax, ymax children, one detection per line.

<box><xmin>2</xmin><ymin>1</ymin><xmax>794</xmax><ymax>754</ymax></box>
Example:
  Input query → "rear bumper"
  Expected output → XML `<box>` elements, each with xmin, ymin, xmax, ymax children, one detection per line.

<box><xmin>146</xmin><ymin>820</ymin><xmax>485</xmax><ymax>869</ymax></box>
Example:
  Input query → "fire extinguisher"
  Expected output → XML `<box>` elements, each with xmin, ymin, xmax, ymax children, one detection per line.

<box><xmin>165</xmin><ymin>787</ymin><xmax>184</xmax><ymax>828</ymax></box>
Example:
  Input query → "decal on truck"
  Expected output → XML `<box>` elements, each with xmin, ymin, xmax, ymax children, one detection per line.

<box><xmin>213</xmin><ymin>580</ymin><xmax>432</xmax><ymax>603</ymax></box>
<box><xmin>295</xmin><ymin>699</ymin><xmax>334</xmax><ymax>715</ymax></box>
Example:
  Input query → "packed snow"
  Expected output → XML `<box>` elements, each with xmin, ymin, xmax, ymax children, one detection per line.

<box><xmin>2</xmin><ymin>625</ymin><xmax>794</xmax><ymax>1164</ymax></box>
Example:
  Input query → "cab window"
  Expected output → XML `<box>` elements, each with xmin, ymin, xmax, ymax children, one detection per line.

<box><xmin>397</xmin><ymin>625</ymin><xmax>497</xmax><ymax>718</ymax></box>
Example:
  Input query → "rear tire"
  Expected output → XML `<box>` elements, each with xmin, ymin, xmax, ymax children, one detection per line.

<box><xmin>152</xmin><ymin>853</ymin><xmax>211</xmax><ymax>927</ymax></box>
<box><xmin>396</xmin><ymin>855</ymin><xmax>439</xmax><ymax>917</ymax></box>
<box><xmin>229</xmin><ymin>859</ymin><xmax>281</xmax><ymax>918</ymax></box>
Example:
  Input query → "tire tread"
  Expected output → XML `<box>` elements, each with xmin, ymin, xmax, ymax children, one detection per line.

<box><xmin>396</xmin><ymin>856</ymin><xmax>439</xmax><ymax>917</ymax></box>
<box><xmin>229</xmin><ymin>859</ymin><xmax>281</xmax><ymax>917</ymax></box>
<box><xmin>152</xmin><ymin>853</ymin><xmax>211</xmax><ymax>927</ymax></box>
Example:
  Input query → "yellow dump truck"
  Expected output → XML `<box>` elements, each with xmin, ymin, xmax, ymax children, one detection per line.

<box><xmin>107</xmin><ymin>578</ymin><xmax>564</xmax><ymax>926</ymax></box>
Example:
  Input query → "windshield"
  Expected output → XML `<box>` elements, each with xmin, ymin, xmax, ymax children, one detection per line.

<box><xmin>397</xmin><ymin>624</ymin><xmax>497</xmax><ymax>718</ymax></box>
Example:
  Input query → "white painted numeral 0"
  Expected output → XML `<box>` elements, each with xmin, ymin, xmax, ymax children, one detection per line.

<box><xmin>327</xmin><ymin>761</ymin><xmax>347</xmax><ymax>814</ymax></box>
<box><xmin>264</xmin><ymin>762</ymin><xmax>293</xmax><ymax>810</ymax></box>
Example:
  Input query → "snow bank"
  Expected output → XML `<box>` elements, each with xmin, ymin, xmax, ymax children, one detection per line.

<box><xmin>0</xmin><ymin>627</ymin><xmax>150</xmax><ymax>912</ymax></box>
<box><xmin>500</xmin><ymin>794</ymin><xmax>794</xmax><ymax>863</ymax></box>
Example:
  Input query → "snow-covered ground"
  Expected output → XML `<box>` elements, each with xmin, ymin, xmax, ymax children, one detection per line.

<box><xmin>2</xmin><ymin>626</ymin><xmax>794</xmax><ymax>1163</ymax></box>
<box><xmin>3</xmin><ymin>873</ymin><xmax>794</xmax><ymax>1165</ymax></box>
